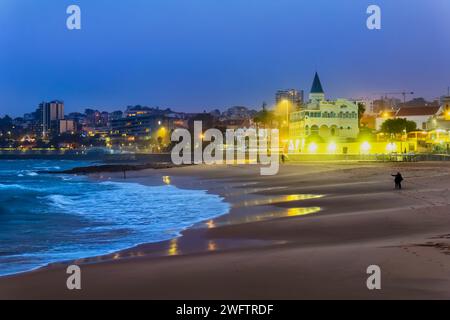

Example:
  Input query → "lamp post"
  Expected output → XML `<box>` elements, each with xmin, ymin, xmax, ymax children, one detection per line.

<box><xmin>283</xmin><ymin>99</ymin><xmax>290</xmax><ymax>125</ymax></box>
<box><xmin>283</xmin><ymin>99</ymin><xmax>290</xmax><ymax>145</ymax></box>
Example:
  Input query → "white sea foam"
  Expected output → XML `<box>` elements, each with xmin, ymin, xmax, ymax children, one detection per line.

<box><xmin>0</xmin><ymin>159</ymin><xmax>230</xmax><ymax>276</ymax></box>
<box><xmin>47</xmin><ymin>181</ymin><xmax>230</xmax><ymax>242</ymax></box>
<box><xmin>0</xmin><ymin>183</ymin><xmax>27</xmax><ymax>190</ymax></box>
<box><xmin>46</xmin><ymin>194</ymin><xmax>76</xmax><ymax>208</ymax></box>
<box><xmin>34</xmin><ymin>166</ymin><xmax>61</xmax><ymax>171</ymax></box>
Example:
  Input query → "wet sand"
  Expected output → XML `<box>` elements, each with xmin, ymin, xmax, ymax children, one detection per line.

<box><xmin>1</xmin><ymin>162</ymin><xmax>450</xmax><ymax>299</ymax></box>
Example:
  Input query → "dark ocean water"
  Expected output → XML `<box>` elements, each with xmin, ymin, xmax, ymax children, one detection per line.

<box><xmin>0</xmin><ymin>160</ymin><xmax>229</xmax><ymax>276</ymax></box>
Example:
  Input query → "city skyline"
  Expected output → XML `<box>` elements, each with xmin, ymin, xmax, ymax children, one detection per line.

<box><xmin>1</xmin><ymin>0</ymin><xmax>449</xmax><ymax>116</ymax></box>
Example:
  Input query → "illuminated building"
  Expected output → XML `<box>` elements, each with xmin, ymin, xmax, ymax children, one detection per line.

<box><xmin>395</xmin><ymin>106</ymin><xmax>440</xmax><ymax>130</ymax></box>
<box><xmin>111</xmin><ymin>115</ymin><xmax>169</xmax><ymax>137</ymax></box>
<box><xmin>58</xmin><ymin>119</ymin><xmax>76</xmax><ymax>134</ymax></box>
<box><xmin>427</xmin><ymin>96</ymin><xmax>450</xmax><ymax>131</ymax></box>
<box><xmin>39</xmin><ymin>100</ymin><xmax>65</xmax><ymax>138</ymax></box>
<box><xmin>288</xmin><ymin>72</ymin><xmax>360</xmax><ymax>152</ymax></box>
<box><xmin>276</xmin><ymin>89</ymin><xmax>303</xmax><ymax>109</ymax></box>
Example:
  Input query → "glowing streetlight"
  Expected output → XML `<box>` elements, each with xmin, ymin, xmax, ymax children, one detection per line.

<box><xmin>327</xmin><ymin>142</ymin><xmax>337</xmax><ymax>153</ymax></box>
<box><xmin>282</xmin><ymin>99</ymin><xmax>290</xmax><ymax>125</ymax></box>
<box><xmin>386</xmin><ymin>142</ymin><xmax>397</xmax><ymax>153</ymax></box>
<box><xmin>308</xmin><ymin>142</ymin><xmax>318</xmax><ymax>153</ymax></box>
<box><xmin>360</xmin><ymin>141</ymin><xmax>371</xmax><ymax>154</ymax></box>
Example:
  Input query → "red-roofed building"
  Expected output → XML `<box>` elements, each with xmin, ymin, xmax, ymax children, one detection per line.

<box><xmin>395</xmin><ymin>106</ymin><xmax>440</xmax><ymax>130</ymax></box>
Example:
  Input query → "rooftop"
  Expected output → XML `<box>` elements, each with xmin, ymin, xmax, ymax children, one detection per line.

<box><xmin>396</xmin><ymin>106</ymin><xmax>440</xmax><ymax>117</ymax></box>
<box><xmin>310</xmin><ymin>72</ymin><xmax>324</xmax><ymax>94</ymax></box>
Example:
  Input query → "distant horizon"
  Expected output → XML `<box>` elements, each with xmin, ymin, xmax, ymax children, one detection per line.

<box><xmin>1</xmin><ymin>0</ymin><xmax>449</xmax><ymax>117</ymax></box>
<box><xmin>0</xmin><ymin>91</ymin><xmax>446</xmax><ymax>119</ymax></box>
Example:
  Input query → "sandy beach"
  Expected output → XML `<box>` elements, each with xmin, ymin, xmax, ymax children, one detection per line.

<box><xmin>1</xmin><ymin>161</ymin><xmax>450</xmax><ymax>299</ymax></box>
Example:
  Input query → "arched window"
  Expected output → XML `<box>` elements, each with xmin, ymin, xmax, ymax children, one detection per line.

<box><xmin>331</xmin><ymin>125</ymin><xmax>338</xmax><ymax>136</ymax></box>
<box><xmin>319</xmin><ymin>125</ymin><xmax>329</xmax><ymax>137</ymax></box>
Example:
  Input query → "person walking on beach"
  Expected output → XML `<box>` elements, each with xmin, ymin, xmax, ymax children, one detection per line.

<box><xmin>391</xmin><ymin>172</ymin><xmax>403</xmax><ymax>189</ymax></box>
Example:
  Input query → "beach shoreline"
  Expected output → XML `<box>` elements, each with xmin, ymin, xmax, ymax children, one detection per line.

<box><xmin>1</xmin><ymin>162</ymin><xmax>450</xmax><ymax>299</ymax></box>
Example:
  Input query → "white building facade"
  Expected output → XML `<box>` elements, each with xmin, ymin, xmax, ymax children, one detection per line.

<box><xmin>289</xmin><ymin>73</ymin><xmax>359</xmax><ymax>151</ymax></box>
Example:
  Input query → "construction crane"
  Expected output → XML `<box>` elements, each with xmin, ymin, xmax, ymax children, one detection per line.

<box><xmin>374</xmin><ymin>91</ymin><xmax>414</xmax><ymax>103</ymax></box>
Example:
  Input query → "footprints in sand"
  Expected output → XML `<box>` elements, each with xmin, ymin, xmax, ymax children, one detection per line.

<box><xmin>397</xmin><ymin>235</ymin><xmax>450</xmax><ymax>270</ymax></box>
<box><xmin>417</xmin><ymin>242</ymin><xmax>450</xmax><ymax>256</ymax></box>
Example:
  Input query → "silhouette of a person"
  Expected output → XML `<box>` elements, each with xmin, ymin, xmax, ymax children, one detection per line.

<box><xmin>391</xmin><ymin>172</ymin><xmax>403</xmax><ymax>189</ymax></box>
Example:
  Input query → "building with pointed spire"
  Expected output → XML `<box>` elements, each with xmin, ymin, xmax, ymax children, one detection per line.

<box><xmin>309</xmin><ymin>72</ymin><xmax>325</xmax><ymax>104</ymax></box>
<box><xmin>288</xmin><ymin>72</ymin><xmax>360</xmax><ymax>152</ymax></box>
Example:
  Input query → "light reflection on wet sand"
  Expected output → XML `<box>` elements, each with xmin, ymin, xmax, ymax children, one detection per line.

<box><xmin>236</xmin><ymin>194</ymin><xmax>324</xmax><ymax>207</ymax></box>
<box><xmin>208</xmin><ymin>240</ymin><xmax>217</xmax><ymax>252</ymax></box>
<box><xmin>162</xmin><ymin>176</ymin><xmax>171</xmax><ymax>185</ymax></box>
<box><xmin>202</xmin><ymin>193</ymin><xmax>324</xmax><ymax>228</ymax></box>
<box><xmin>201</xmin><ymin>206</ymin><xmax>322</xmax><ymax>228</ymax></box>
<box><xmin>167</xmin><ymin>239</ymin><xmax>179</xmax><ymax>256</ymax></box>
<box><xmin>206</xmin><ymin>220</ymin><xmax>216</xmax><ymax>229</ymax></box>
<box><xmin>221</xmin><ymin>186</ymin><xmax>289</xmax><ymax>197</ymax></box>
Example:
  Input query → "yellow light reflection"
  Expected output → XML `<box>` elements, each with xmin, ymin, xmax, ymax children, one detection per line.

<box><xmin>238</xmin><ymin>194</ymin><xmax>324</xmax><ymax>207</ymax></box>
<box><xmin>286</xmin><ymin>207</ymin><xmax>321</xmax><ymax>217</ymax></box>
<box><xmin>206</xmin><ymin>220</ymin><xmax>216</xmax><ymax>229</ymax></box>
<box><xmin>162</xmin><ymin>176</ymin><xmax>171</xmax><ymax>185</ymax></box>
<box><xmin>168</xmin><ymin>239</ymin><xmax>179</xmax><ymax>256</ymax></box>
<box><xmin>208</xmin><ymin>240</ymin><xmax>217</xmax><ymax>252</ymax></box>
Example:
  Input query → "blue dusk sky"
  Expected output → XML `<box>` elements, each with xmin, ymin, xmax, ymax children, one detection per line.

<box><xmin>0</xmin><ymin>0</ymin><xmax>449</xmax><ymax>116</ymax></box>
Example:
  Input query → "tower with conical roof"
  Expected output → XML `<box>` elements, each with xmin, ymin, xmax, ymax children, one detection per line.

<box><xmin>309</xmin><ymin>72</ymin><xmax>325</xmax><ymax>104</ymax></box>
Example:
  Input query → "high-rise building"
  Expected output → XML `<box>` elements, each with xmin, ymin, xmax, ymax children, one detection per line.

<box><xmin>58</xmin><ymin>119</ymin><xmax>76</xmax><ymax>134</ymax></box>
<box><xmin>276</xmin><ymin>89</ymin><xmax>303</xmax><ymax>109</ymax></box>
<box><xmin>39</xmin><ymin>100</ymin><xmax>64</xmax><ymax>138</ymax></box>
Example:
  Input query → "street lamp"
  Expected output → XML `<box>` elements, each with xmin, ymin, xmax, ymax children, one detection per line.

<box><xmin>282</xmin><ymin>99</ymin><xmax>290</xmax><ymax>124</ymax></box>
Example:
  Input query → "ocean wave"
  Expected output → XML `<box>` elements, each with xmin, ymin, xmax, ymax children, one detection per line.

<box><xmin>46</xmin><ymin>194</ymin><xmax>76</xmax><ymax>208</ymax></box>
<box><xmin>34</xmin><ymin>166</ymin><xmax>61</xmax><ymax>170</ymax></box>
<box><xmin>0</xmin><ymin>183</ymin><xmax>28</xmax><ymax>190</ymax></box>
<box><xmin>0</xmin><ymin>183</ymin><xmax>47</xmax><ymax>193</ymax></box>
<box><xmin>0</xmin><ymin>160</ymin><xmax>230</xmax><ymax>276</ymax></box>
<box><xmin>15</xmin><ymin>171</ymin><xmax>38</xmax><ymax>177</ymax></box>
<box><xmin>47</xmin><ymin>182</ymin><xmax>230</xmax><ymax>229</ymax></box>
